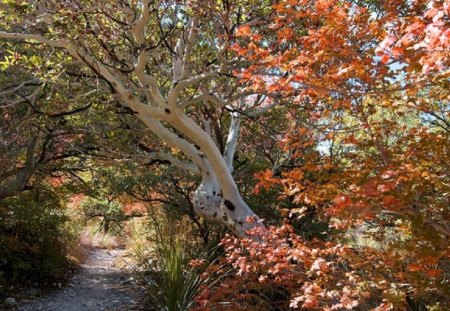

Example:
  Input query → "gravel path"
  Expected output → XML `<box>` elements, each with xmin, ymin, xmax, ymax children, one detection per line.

<box><xmin>18</xmin><ymin>248</ymin><xmax>144</xmax><ymax>311</ymax></box>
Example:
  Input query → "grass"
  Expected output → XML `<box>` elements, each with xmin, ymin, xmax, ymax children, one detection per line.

<box><xmin>132</xmin><ymin>216</ymin><xmax>220</xmax><ymax>311</ymax></box>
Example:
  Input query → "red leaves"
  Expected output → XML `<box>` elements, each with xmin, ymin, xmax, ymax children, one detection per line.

<box><xmin>193</xmin><ymin>226</ymin><xmax>373</xmax><ymax>310</ymax></box>
<box><xmin>232</xmin><ymin>2</ymin><xmax>449</xmax><ymax>308</ymax></box>
<box><xmin>391</xmin><ymin>46</ymin><xmax>403</xmax><ymax>58</ymax></box>
<box><xmin>407</xmin><ymin>264</ymin><xmax>443</xmax><ymax>278</ymax></box>
<box><xmin>425</xmin><ymin>269</ymin><xmax>443</xmax><ymax>278</ymax></box>
<box><xmin>407</xmin><ymin>263</ymin><xmax>422</xmax><ymax>272</ymax></box>
<box><xmin>377</xmin><ymin>1</ymin><xmax>450</xmax><ymax>75</ymax></box>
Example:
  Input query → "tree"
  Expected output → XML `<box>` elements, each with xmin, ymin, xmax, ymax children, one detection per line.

<box><xmin>0</xmin><ymin>0</ymin><xmax>280</xmax><ymax>237</ymax></box>
<box><xmin>206</xmin><ymin>0</ymin><xmax>449</xmax><ymax>308</ymax></box>
<box><xmin>0</xmin><ymin>51</ymin><xmax>100</xmax><ymax>199</ymax></box>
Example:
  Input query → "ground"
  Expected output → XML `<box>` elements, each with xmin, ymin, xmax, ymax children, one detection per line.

<box><xmin>17</xmin><ymin>248</ymin><xmax>144</xmax><ymax>311</ymax></box>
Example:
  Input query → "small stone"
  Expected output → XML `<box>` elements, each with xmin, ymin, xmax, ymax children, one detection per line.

<box><xmin>29</xmin><ymin>288</ymin><xmax>39</xmax><ymax>296</ymax></box>
<box><xmin>4</xmin><ymin>297</ymin><xmax>16</xmax><ymax>307</ymax></box>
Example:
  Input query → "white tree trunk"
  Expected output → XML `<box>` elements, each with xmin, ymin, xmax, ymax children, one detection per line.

<box><xmin>193</xmin><ymin>162</ymin><xmax>261</xmax><ymax>238</ymax></box>
<box><xmin>0</xmin><ymin>7</ymin><xmax>268</xmax><ymax>238</ymax></box>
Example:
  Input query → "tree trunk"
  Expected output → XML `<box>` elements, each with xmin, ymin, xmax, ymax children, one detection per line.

<box><xmin>192</xmin><ymin>162</ymin><xmax>261</xmax><ymax>238</ymax></box>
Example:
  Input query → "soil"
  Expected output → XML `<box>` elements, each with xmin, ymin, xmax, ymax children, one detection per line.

<box><xmin>16</xmin><ymin>248</ymin><xmax>145</xmax><ymax>311</ymax></box>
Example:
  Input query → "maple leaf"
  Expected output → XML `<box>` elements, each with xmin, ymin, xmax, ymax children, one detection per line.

<box><xmin>236</xmin><ymin>25</ymin><xmax>252</xmax><ymax>37</ymax></box>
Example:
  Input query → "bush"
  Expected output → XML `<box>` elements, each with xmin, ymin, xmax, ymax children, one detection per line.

<box><xmin>193</xmin><ymin>224</ymin><xmax>448</xmax><ymax>311</ymax></box>
<box><xmin>0</xmin><ymin>184</ymin><xmax>78</xmax><ymax>298</ymax></box>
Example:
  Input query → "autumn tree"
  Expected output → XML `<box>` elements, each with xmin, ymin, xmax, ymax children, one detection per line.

<box><xmin>204</xmin><ymin>0</ymin><xmax>449</xmax><ymax>308</ymax></box>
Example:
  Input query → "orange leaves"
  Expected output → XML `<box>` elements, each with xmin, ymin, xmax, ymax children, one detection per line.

<box><xmin>194</xmin><ymin>226</ymin><xmax>389</xmax><ymax>310</ymax></box>
<box><xmin>407</xmin><ymin>263</ymin><xmax>422</xmax><ymax>272</ymax></box>
<box><xmin>230</xmin><ymin>43</ymin><xmax>247</xmax><ymax>57</ymax></box>
<box><xmin>122</xmin><ymin>202</ymin><xmax>146</xmax><ymax>215</ymax></box>
<box><xmin>377</xmin><ymin>1</ymin><xmax>450</xmax><ymax>75</ymax></box>
<box><xmin>328</xmin><ymin>194</ymin><xmax>352</xmax><ymax>216</ymax></box>
<box><xmin>407</xmin><ymin>263</ymin><xmax>443</xmax><ymax>278</ymax></box>
<box><xmin>235</xmin><ymin>25</ymin><xmax>251</xmax><ymax>37</ymax></box>
<box><xmin>234</xmin><ymin>2</ymin><xmax>449</xmax><ymax>308</ymax></box>
<box><xmin>314</xmin><ymin>0</ymin><xmax>333</xmax><ymax>12</ymax></box>
<box><xmin>404</xmin><ymin>21</ymin><xmax>426</xmax><ymax>34</ymax></box>
<box><xmin>424</xmin><ymin>269</ymin><xmax>443</xmax><ymax>278</ymax></box>
<box><xmin>310</xmin><ymin>257</ymin><xmax>328</xmax><ymax>275</ymax></box>
<box><xmin>391</xmin><ymin>46</ymin><xmax>403</xmax><ymax>58</ymax></box>
<box><xmin>277</xmin><ymin>27</ymin><xmax>294</xmax><ymax>43</ymax></box>
<box><xmin>254</xmin><ymin>169</ymin><xmax>277</xmax><ymax>195</ymax></box>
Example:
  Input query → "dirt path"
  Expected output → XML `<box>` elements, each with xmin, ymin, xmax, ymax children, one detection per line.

<box><xmin>18</xmin><ymin>248</ymin><xmax>144</xmax><ymax>311</ymax></box>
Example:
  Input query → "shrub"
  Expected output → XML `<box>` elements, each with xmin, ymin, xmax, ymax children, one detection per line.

<box><xmin>0</xmin><ymin>184</ymin><xmax>78</xmax><ymax>298</ymax></box>
<box><xmin>193</xmin><ymin>224</ymin><xmax>448</xmax><ymax>311</ymax></box>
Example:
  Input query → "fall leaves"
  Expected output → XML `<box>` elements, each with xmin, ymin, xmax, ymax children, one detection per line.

<box><xmin>376</xmin><ymin>0</ymin><xmax>450</xmax><ymax>75</ymax></box>
<box><xmin>215</xmin><ymin>0</ymin><xmax>450</xmax><ymax>309</ymax></box>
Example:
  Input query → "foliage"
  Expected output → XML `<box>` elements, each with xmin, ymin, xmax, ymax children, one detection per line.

<box><xmin>0</xmin><ymin>0</ymin><xmax>448</xmax><ymax>309</ymax></box>
<box><xmin>194</xmin><ymin>224</ymin><xmax>447</xmax><ymax>310</ymax></box>
<box><xmin>136</xmin><ymin>218</ymin><xmax>218</xmax><ymax>311</ymax></box>
<box><xmin>222</xmin><ymin>0</ymin><xmax>450</xmax><ymax>308</ymax></box>
<box><xmin>80</xmin><ymin>197</ymin><xmax>128</xmax><ymax>234</ymax></box>
<box><xmin>0</xmin><ymin>183</ymin><xmax>78</xmax><ymax>298</ymax></box>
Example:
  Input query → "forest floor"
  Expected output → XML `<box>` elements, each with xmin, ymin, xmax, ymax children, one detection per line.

<box><xmin>17</xmin><ymin>248</ymin><xmax>145</xmax><ymax>311</ymax></box>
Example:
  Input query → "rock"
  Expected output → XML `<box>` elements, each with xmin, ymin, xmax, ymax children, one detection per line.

<box><xmin>120</xmin><ymin>277</ymin><xmax>134</xmax><ymax>285</ymax></box>
<box><xmin>4</xmin><ymin>297</ymin><xmax>16</xmax><ymax>307</ymax></box>
<box><xmin>29</xmin><ymin>288</ymin><xmax>39</xmax><ymax>296</ymax></box>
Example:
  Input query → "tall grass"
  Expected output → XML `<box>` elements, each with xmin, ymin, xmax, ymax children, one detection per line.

<box><xmin>155</xmin><ymin>235</ymin><xmax>202</xmax><ymax>310</ymax></box>
<box><xmin>135</xmin><ymin>217</ymin><xmax>219</xmax><ymax>311</ymax></box>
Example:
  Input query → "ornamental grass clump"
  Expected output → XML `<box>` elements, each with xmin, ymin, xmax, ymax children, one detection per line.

<box><xmin>138</xmin><ymin>219</ymin><xmax>219</xmax><ymax>311</ymax></box>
